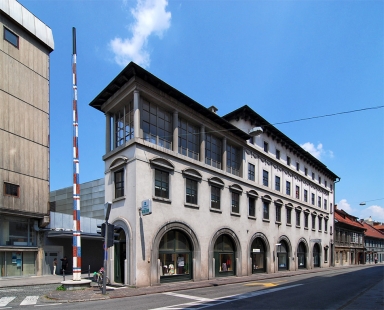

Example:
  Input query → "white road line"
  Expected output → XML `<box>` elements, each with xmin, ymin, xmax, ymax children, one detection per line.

<box><xmin>0</xmin><ymin>297</ymin><xmax>16</xmax><ymax>307</ymax></box>
<box><xmin>20</xmin><ymin>295</ymin><xmax>39</xmax><ymax>305</ymax></box>
<box><xmin>35</xmin><ymin>303</ymin><xmax>62</xmax><ymax>307</ymax></box>
<box><xmin>163</xmin><ymin>292</ymin><xmax>214</xmax><ymax>302</ymax></box>
<box><xmin>0</xmin><ymin>288</ymin><xmax>23</xmax><ymax>293</ymax></box>
<box><xmin>151</xmin><ymin>284</ymin><xmax>303</xmax><ymax>310</ymax></box>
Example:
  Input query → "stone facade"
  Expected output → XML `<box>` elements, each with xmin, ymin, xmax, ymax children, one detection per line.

<box><xmin>90</xmin><ymin>62</ymin><xmax>338</xmax><ymax>287</ymax></box>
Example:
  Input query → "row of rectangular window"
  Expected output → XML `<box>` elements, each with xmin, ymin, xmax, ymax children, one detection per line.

<box><xmin>263</xmin><ymin>142</ymin><xmax>331</xmax><ymax>190</ymax></box>
<box><xmin>266</xmin><ymin>203</ymin><xmax>328</xmax><ymax>232</ymax></box>
<box><xmin>115</xmin><ymin>169</ymin><xmax>328</xmax><ymax>230</ymax></box>
<box><xmin>260</xmin><ymin>169</ymin><xmax>329</xmax><ymax>210</ymax></box>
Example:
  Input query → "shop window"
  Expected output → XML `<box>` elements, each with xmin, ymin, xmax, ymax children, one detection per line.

<box><xmin>214</xmin><ymin>234</ymin><xmax>236</xmax><ymax>277</ymax></box>
<box><xmin>251</xmin><ymin>238</ymin><xmax>266</xmax><ymax>273</ymax></box>
<box><xmin>159</xmin><ymin>230</ymin><xmax>192</xmax><ymax>283</ymax></box>
<box><xmin>4</xmin><ymin>182</ymin><xmax>19</xmax><ymax>197</ymax></box>
<box><xmin>277</xmin><ymin>241</ymin><xmax>289</xmax><ymax>270</ymax></box>
<box><xmin>297</xmin><ymin>242</ymin><xmax>306</xmax><ymax>268</ymax></box>
<box><xmin>114</xmin><ymin>170</ymin><xmax>124</xmax><ymax>198</ymax></box>
<box><xmin>0</xmin><ymin>215</ymin><xmax>36</xmax><ymax>247</ymax></box>
<box><xmin>178</xmin><ymin>118</ymin><xmax>199</xmax><ymax>160</ymax></box>
<box><xmin>4</xmin><ymin>27</ymin><xmax>19</xmax><ymax>48</ymax></box>
<box><xmin>142</xmin><ymin>100</ymin><xmax>172</xmax><ymax>149</ymax></box>
<box><xmin>313</xmin><ymin>244</ymin><xmax>320</xmax><ymax>267</ymax></box>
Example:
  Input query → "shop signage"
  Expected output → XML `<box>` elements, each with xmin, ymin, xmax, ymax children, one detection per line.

<box><xmin>141</xmin><ymin>199</ymin><xmax>152</xmax><ymax>216</ymax></box>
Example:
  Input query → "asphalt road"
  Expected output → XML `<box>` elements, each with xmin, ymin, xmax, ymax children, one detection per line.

<box><xmin>1</xmin><ymin>266</ymin><xmax>383</xmax><ymax>309</ymax></box>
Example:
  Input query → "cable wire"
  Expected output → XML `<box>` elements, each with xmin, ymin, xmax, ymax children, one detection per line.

<box><xmin>271</xmin><ymin>105</ymin><xmax>384</xmax><ymax>126</ymax></box>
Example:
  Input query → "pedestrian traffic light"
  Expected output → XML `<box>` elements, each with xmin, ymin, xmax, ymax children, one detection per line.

<box><xmin>97</xmin><ymin>223</ymin><xmax>106</xmax><ymax>237</ymax></box>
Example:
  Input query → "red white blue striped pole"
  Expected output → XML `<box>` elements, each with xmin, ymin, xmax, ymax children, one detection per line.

<box><xmin>72</xmin><ymin>27</ymin><xmax>81</xmax><ymax>281</ymax></box>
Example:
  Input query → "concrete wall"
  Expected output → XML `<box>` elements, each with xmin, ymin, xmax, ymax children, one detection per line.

<box><xmin>0</xmin><ymin>9</ymin><xmax>52</xmax><ymax>217</ymax></box>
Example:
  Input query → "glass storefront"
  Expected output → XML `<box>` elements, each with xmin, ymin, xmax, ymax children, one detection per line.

<box><xmin>0</xmin><ymin>216</ymin><xmax>36</xmax><ymax>247</ymax></box>
<box><xmin>277</xmin><ymin>241</ymin><xmax>289</xmax><ymax>271</ymax></box>
<box><xmin>297</xmin><ymin>242</ymin><xmax>306</xmax><ymax>269</ymax></box>
<box><xmin>0</xmin><ymin>215</ymin><xmax>37</xmax><ymax>277</ymax></box>
<box><xmin>0</xmin><ymin>251</ymin><xmax>36</xmax><ymax>277</ymax></box>
<box><xmin>214</xmin><ymin>234</ymin><xmax>235</xmax><ymax>277</ymax></box>
<box><xmin>251</xmin><ymin>238</ymin><xmax>266</xmax><ymax>273</ymax></box>
<box><xmin>159</xmin><ymin>230</ymin><xmax>192</xmax><ymax>283</ymax></box>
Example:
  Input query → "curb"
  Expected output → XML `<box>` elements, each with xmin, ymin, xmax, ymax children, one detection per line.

<box><xmin>42</xmin><ymin>264</ymin><xmax>382</xmax><ymax>303</ymax></box>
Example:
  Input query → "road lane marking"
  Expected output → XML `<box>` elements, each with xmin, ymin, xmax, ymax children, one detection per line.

<box><xmin>20</xmin><ymin>295</ymin><xmax>39</xmax><ymax>305</ymax></box>
<box><xmin>244</xmin><ymin>282</ymin><xmax>278</xmax><ymax>287</ymax></box>
<box><xmin>151</xmin><ymin>284</ymin><xmax>303</xmax><ymax>309</ymax></box>
<box><xmin>0</xmin><ymin>297</ymin><xmax>16</xmax><ymax>307</ymax></box>
<box><xmin>163</xmin><ymin>292</ymin><xmax>214</xmax><ymax>302</ymax></box>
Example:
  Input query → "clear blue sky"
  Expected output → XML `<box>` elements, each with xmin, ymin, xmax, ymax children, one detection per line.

<box><xmin>18</xmin><ymin>0</ymin><xmax>384</xmax><ymax>221</ymax></box>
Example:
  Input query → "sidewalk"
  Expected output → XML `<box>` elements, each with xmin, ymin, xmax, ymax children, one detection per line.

<box><xmin>1</xmin><ymin>264</ymin><xmax>381</xmax><ymax>303</ymax></box>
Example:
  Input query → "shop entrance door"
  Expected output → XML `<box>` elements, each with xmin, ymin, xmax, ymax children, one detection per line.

<box><xmin>313</xmin><ymin>244</ymin><xmax>320</xmax><ymax>267</ymax></box>
<box><xmin>114</xmin><ymin>229</ymin><xmax>126</xmax><ymax>284</ymax></box>
<box><xmin>45</xmin><ymin>252</ymin><xmax>59</xmax><ymax>275</ymax></box>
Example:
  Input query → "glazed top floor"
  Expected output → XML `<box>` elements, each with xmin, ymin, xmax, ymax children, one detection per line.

<box><xmin>90</xmin><ymin>62</ymin><xmax>338</xmax><ymax>192</ymax></box>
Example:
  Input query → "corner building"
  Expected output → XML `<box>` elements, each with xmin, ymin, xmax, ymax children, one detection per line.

<box><xmin>0</xmin><ymin>0</ymin><xmax>54</xmax><ymax>277</ymax></box>
<box><xmin>90</xmin><ymin>62</ymin><xmax>339</xmax><ymax>287</ymax></box>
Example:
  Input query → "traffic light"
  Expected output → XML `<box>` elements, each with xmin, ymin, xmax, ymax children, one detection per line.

<box><xmin>97</xmin><ymin>223</ymin><xmax>106</xmax><ymax>237</ymax></box>
<box><xmin>106</xmin><ymin>223</ymin><xmax>118</xmax><ymax>248</ymax></box>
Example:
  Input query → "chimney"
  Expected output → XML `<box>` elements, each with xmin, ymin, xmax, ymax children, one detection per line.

<box><xmin>208</xmin><ymin>106</ymin><xmax>218</xmax><ymax>114</ymax></box>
